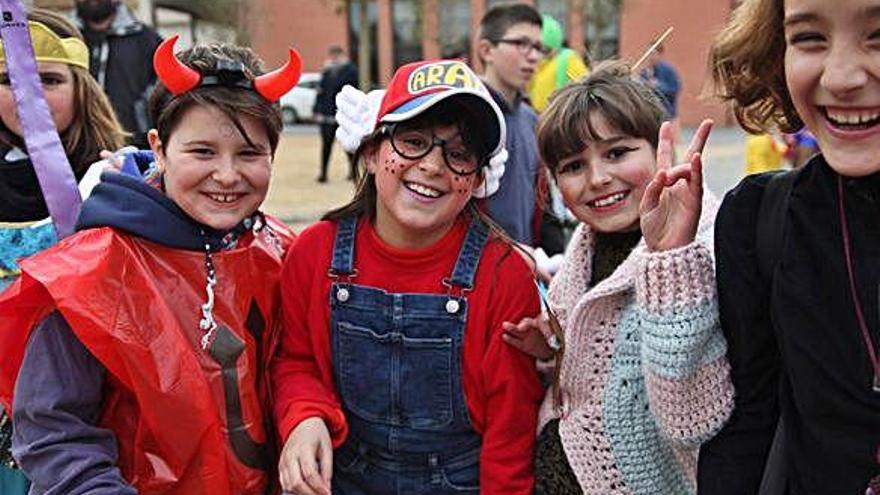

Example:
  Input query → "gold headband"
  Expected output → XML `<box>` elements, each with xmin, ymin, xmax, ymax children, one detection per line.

<box><xmin>0</xmin><ymin>21</ymin><xmax>89</xmax><ymax>70</ymax></box>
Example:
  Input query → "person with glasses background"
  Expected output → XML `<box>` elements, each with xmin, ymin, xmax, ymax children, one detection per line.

<box><xmin>271</xmin><ymin>59</ymin><xmax>544</xmax><ymax>495</ymax></box>
<box><xmin>475</xmin><ymin>4</ymin><xmax>545</xmax><ymax>250</ymax></box>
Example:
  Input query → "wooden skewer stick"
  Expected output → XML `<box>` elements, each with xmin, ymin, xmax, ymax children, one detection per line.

<box><xmin>632</xmin><ymin>26</ymin><xmax>674</xmax><ymax>71</ymax></box>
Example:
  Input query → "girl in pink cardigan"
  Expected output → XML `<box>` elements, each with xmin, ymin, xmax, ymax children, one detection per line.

<box><xmin>502</xmin><ymin>62</ymin><xmax>734</xmax><ymax>494</ymax></box>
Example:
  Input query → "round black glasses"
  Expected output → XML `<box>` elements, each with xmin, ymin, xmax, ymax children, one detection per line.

<box><xmin>382</xmin><ymin>124</ymin><xmax>484</xmax><ymax>176</ymax></box>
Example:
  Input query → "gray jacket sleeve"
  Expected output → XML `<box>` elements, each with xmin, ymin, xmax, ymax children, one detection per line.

<box><xmin>12</xmin><ymin>311</ymin><xmax>136</xmax><ymax>494</ymax></box>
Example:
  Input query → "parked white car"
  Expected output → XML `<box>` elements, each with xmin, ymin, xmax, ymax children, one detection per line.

<box><xmin>280</xmin><ymin>72</ymin><xmax>321</xmax><ymax>125</ymax></box>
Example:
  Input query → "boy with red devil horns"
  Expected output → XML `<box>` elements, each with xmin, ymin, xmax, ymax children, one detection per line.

<box><xmin>0</xmin><ymin>37</ymin><xmax>298</xmax><ymax>494</ymax></box>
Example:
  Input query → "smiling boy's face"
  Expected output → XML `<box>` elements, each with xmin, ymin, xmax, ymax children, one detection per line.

<box><xmin>150</xmin><ymin>104</ymin><xmax>272</xmax><ymax>231</ymax></box>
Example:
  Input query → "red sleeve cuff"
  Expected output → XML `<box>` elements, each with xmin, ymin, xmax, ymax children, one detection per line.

<box><xmin>278</xmin><ymin>403</ymin><xmax>349</xmax><ymax>447</ymax></box>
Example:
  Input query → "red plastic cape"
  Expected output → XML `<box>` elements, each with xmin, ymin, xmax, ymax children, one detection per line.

<box><xmin>0</xmin><ymin>220</ymin><xmax>293</xmax><ymax>494</ymax></box>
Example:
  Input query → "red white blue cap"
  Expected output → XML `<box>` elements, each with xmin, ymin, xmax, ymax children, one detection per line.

<box><xmin>376</xmin><ymin>60</ymin><xmax>506</xmax><ymax>157</ymax></box>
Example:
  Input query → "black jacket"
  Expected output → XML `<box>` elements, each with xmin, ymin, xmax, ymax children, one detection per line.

<box><xmin>699</xmin><ymin>156</ymin><xmax>880</xmax><ymax>494</ymax></box>
<box><xmin>74</xmin><ymin>3</ymin><xmax>161</xmax><ymax>147</ymax></box>
<box><xmin>313</xmin><ymin>60</ymin><xmax>358</xmax><ymax>118</ymax></box>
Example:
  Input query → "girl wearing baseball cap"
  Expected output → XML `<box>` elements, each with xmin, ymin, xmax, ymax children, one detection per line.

<box><xmin>271</xmin><ymin>59</ymin><xmax>543</xmax><ymax>495</ymax></box>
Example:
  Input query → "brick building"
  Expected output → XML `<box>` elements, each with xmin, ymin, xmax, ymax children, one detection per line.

<box><xmin>248</xmin><ymin>0</ymin><xmax>735</xmax><ymax>127</ymax></box>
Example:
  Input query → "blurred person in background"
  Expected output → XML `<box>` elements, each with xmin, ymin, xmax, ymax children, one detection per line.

<box><xmin>640</xmin><ymin>44</ymin><xmax>681</xmax><ymax>144</ymax></box>
<box><xmin>476</xmin><ymin>3</ymin><xmax>543</xmax><ymax>246</ymax></box>
<box><xmin>72</xmin><ymin>0</ymin><xmax>161</xmax><ymax>147</ymax></box>
<box><xmin>315</xmin><ymin>45</ymin><xmax>358</xmax><ymax>183</ymax></box>
<box><xmin>744</xmin><ymin>132</ymin><xmax>788</xmax><ymax>175</ymax></box>
<box><xmin>527</xmin><ymin>14</ymin><xmax>589</xmax><ymax>114</ymax></box>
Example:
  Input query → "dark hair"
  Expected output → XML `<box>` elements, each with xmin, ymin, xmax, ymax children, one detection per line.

<box><xmin>478</xmin><ymin>3</ymin><xmax>542</xmax><ymax>42</ymax></box>
<box><xmin>536</xmin><ymin>61</ymin><xmax>667</xmax><ymax>172</ymax></box>
<box><xmin>709</xmin><ymin>0</ymin><xmax>797</xmax><ymax>133</ymax></box>
<box><xmin>323</xmin><ymin>98</ymin><xmax>490</xmax><ymax>222</ymax></box>
<box><xmin>148</xmin><ymin>44</ymin><xmax>283</xmax><ymax>155</ymax></box>
<box><xmin>0</xmin><ymin>8</ymin><xmax>126</xmax><ymax>177</ymax></box>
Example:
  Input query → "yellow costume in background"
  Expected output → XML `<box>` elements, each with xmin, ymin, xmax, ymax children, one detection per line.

<box><xmin>528</xmin><ymin>14</ymin><xmax>588</xmax><ymax>113</ymax></box>
<box><xmin>745</xmin><ymin>134</ymin><xmax>787</xmax><ymax>175</ymax></box>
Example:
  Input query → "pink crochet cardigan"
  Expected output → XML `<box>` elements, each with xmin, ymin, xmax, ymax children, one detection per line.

<box><xmin>538</xmin><ymin>192</ymin><xmax>734</xmax><ymax>494</ymax></box>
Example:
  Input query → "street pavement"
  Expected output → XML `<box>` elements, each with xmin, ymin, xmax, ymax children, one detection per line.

<box><xmin>263</xmin><ymin>124</ymin><xmax>751</xmax><ymax>230</ymax></box>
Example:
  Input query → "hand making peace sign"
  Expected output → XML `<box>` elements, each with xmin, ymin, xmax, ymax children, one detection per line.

<box><xmin>639</xmin><ymin>119</ymin><xmax>713</xmax><ymax>252</ymax></box>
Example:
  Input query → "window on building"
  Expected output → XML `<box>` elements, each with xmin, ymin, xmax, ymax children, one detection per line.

<box><xmin>348</xmin><ymin>0</ymin><xmax>379</xmax><ymax>89</ymax></box>
<box><xmin>393</xmin><ymin>0</ymin><xmax>423</xmax><ymax>68</ymax></box>
<box><xmin>438</xmin><ymin>0</ymin><xmax>470</xmax><ymax>59</ymax></box>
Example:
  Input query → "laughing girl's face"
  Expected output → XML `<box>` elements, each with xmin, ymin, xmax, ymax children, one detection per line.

<box><xmin>784</xmin><ymin>0</ymin><xmax>880</xmax><ymax>176</ymax></box>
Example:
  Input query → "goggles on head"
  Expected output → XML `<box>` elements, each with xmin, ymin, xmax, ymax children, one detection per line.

<box><xmin>153</xmin><ymin>35</ymin><xmax>302</xmax><ymax>103</ymax></box>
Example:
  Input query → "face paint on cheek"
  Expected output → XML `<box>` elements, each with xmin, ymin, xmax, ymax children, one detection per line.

<box><xmin>457</xmin><ymin>175</ymin><xmax>473</xmax><ymax>195</ymax></box>
<box><xmin>389</xmin><ymin>150</ymin><xmax>410</xmax><ymax>173</ymax></box>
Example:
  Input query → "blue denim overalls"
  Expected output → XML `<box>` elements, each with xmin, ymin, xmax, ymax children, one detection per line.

<box><xmin>328</xmin><ymin>216</ymin><xmax>488</xmax><ymax>495</ymax></box>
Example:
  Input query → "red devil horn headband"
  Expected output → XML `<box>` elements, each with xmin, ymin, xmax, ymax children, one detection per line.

<box><xmin>153</xmin><ymin>35</ymin><xmax>200</xmax><ymax>95</ymax></box>
<box><xmin>254</xmin><ymin>48</ymin><xmax>303</xmax><ymax>101</ymax></box>
<box><xmin>153</xmin><ymin>35</ymin><xmax>303</xmax><ymax>103</ymax></box>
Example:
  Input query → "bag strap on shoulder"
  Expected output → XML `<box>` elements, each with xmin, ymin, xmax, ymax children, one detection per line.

<box><xmin>756</xmin><ymin>169</ymin><xmax>799</xmax><ymax>282</ymax></box>
<box><xmin>754</xmin><ymin>167</ymin><xmax>801</xmax><ymax>495</ymax></box>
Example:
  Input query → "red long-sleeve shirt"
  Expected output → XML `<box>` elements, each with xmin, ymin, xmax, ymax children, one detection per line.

<box><xmin>271</xmin><ymin>216</ymin><xmax>543</xmax><ymax>494</ymax></box>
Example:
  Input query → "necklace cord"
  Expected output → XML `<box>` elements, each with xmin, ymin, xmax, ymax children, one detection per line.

<box><xmin>836</xmin><ymin>176</ymin><xmax>880</xmax><ymax>383</ymax></box>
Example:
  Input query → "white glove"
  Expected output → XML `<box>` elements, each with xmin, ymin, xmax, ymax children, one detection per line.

<box><xmin>335</xmin><ymin>85</ymin><xmax>385</xmax><ymax>153</ymax></box>
<box><xmin>473</xmin><ymin>147</ymin><xmax>507</xmax><ymax>199</ymax></box>
<box><xmin>534</xmin><ymin>247</ymin><xmax>564</xmax><ymax>277</ymax></box>
<box><xmin>77</xmin><ymin>146</ymin><xmax>138</xmax><ymax>199</ymax></box>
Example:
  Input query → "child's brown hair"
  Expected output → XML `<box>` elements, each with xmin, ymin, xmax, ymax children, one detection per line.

<box><xmin>536</xmin><ymin>61</ymin><xmax>667</xmax><ymax>172</ymax></box>
<box><xmin>710</xmin><ymin>0</ymin><xmax>800</xmax><ymax>134</ymax></box>
<box><xmin>148</xmin><ymin>44</ymin><xmax>284</xmax><ymax>156</ymax></box>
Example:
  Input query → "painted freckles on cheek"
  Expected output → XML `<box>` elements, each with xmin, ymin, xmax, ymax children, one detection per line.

<box><xmin>384</xmin><ymin>156</ymin><xmax>400</xmax><ymax>174</ymax></box>
<box><xmin>455</xmin><ymin>175</ymin><xmax>473</xmax><ymax>195</ymax></box>
<box><xmin>384</xmin><ymin>151</ymin><xmax>407</xmax><ymax>174</ymax></box>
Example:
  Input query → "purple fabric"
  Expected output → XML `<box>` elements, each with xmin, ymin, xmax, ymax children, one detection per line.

<box><xmin>0</xmin><ymin>0</ymin><xmax>81</xmax><ymax>238</ymax></box>
<box><xmin>12</xmin><ymin>311</ymin><xmax>136</xmax><ymax>494</ymax></box>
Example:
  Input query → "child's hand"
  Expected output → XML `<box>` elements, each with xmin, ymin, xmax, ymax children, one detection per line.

<box><xmin>640</xmin><ymin>119</ymin><xmax>713</xmax><ymax>252</ymax></box>
<box><xmin>98</xmin><ymin>149</ymin><xmax>124</xmax><ymax>171</ymax></box>
<box><xmin>278</xmin><ymin>417</ymin><xmax>333</xmax><ymax>495</ymax></box>
<box><xmin>502</xmin><ymin>316</ymin><xmax>555</xmax><ymax>361</ymax></box>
